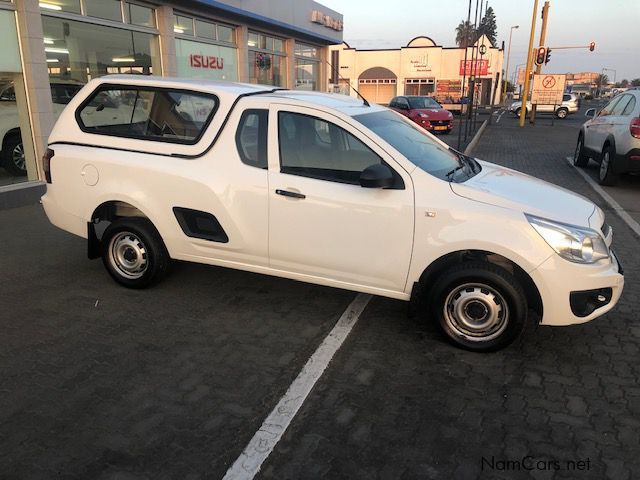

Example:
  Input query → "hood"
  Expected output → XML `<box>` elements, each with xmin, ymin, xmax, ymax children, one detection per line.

<box><xmin>411</xmin><ymin>108</ymin><xmax>451</xmax><ymax>120</ymax></box>
<box><xmin>450</xmin><ymin>160</ymin><xmax>596</xmax><ymax>227</ymax></box>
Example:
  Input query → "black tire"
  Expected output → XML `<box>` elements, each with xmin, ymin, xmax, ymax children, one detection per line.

<box><xmin>514</xmin><ymin>107</ymin><xmax>527</xmax><ymax>117</ymax></box>
<box><xmin>573</xmin><ymin>134</ymin><xmax>589</xmax><ymax>167</ymax></box>
<box><xmin>598</xmin><ymin>144</ymin><xmax>619</xmax><ymax>186</ymax></box>
<box><xmin>427</xmin><ymin>261</ymin><xmax>528</xmax><ymax>352</ymax></box>
<box><xmin>1</xmin><ymin>134</ymin><xmax>27</xmax><ymax>176</ymax></box>
<box><xmin>556</xmin><ymin>107</ymin><xmax>568</xmax><ymax>119</ymax></box>
<box><xmin>101</xmin><ymin>217</ymin><xmax>170</xmax><ymax>288</ymax></box>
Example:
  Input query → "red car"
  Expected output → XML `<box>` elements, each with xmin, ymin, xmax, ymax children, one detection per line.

<box><xmin>389</xmin><ymin>95</ymin><xmax>454</xmax><ymax>134</ymax></box>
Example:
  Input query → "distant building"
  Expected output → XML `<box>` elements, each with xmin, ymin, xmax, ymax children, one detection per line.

<box><xmin>565</xmin><ymin>72</ymin><xmax>599</xmax><ymax>96</ymax></box>
<box><xmin>328</xmin><ymin>35</ymin><xmax>504</xmax><ymax>105</ymax></box>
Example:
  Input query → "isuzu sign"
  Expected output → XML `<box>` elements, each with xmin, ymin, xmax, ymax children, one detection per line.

<box><xmin>189</xmin><ymin>54</ymin><xmax>224</xmax><ymax>70</ymax></box>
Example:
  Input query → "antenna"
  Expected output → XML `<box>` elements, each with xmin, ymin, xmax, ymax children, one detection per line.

<box><xmin>325</xmin><ymin>58</ymin><xmax>370</xmax><ymax>107</ymax></box>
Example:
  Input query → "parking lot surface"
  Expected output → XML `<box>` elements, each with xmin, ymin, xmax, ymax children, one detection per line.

<box><xmin>1</xmin><ymin>107</ymin><xmax>639</xmax><ymax>479</ymax></box>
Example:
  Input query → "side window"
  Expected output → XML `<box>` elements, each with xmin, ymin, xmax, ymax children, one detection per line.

<box><xmin>78</xmin><ymin>87</ymin><xmax>218</xmax><ymax>144</ymax></box>
<box><xmin>236</xmin><ymin>109</ymin><xmax>268</xmax><ymax>169</ymax></box>
<box><xmin>611</xmin><ymin>95</ymin><xmax>631</xmax><ymax>116</ymax></box>
<box><xmin>389</xmin><ymin>97</ymin><xmax>398</xmax><ymax>108</ymax></box>
<box><xmin>599</xmin><ymin>97</ymin><xmax>621</xmax><ymax>117</ymax></box>
<box><xmin>622</xmin><ymin>96</ymin><xmax>637</xmax><ymax>116</ymax></box>
<box><xmin>278</xmin><ymin>111</ymin><xmax>397</xmax><ymax>185</ymax></box>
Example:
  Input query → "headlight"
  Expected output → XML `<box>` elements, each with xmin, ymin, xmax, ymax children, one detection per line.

<box><xmin>526</xmin><ymin>214</ymin><xmax>609</xmax><ymax>264</ymax></box>
<box><xmin>417</xmin><ymin>112</ymin><xmax>429</xmax><ymax>118</ymax></box>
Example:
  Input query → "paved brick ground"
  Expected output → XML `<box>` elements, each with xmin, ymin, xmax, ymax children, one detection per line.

<box><xmin>0</xmin><ymin>206</ymin><xmax>354</xmax><ymax>479</ymax></box>
<box><xmin>1</xmin><ymin>110</ymin><xmax>638</xmax><ymax>479</ymax></box>
<box><xmin>261</xmin><ymin>114</ymin><xmax>640</xmax><ymax>479</ymax></box>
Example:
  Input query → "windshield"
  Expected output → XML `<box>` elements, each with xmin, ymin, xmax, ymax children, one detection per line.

<box><xmin>408</xmin><ymin>97</ymin><xmax>441</xmax><ymax>109</ymax></box>
<box><xmin>353</xmin><ymin>110</ymin><xmax>475</xmax><ymax>181</ymax></box>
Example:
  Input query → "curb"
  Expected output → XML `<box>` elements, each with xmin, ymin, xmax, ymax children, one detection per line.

<box><xmin>0</xmin><ymin>181</ymin><xmax>46</xmax><ymax>210</ymax></box>
<box><xmin>464</xmin><ymin>119</ymin><xmax>488</xmax><ymax>156</ymax></box>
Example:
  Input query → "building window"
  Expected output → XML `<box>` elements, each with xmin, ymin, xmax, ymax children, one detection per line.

<box><xmin>295</xmin><ymin>42</ymin><xmax>320</xmax><ymax>91</ymax></box>
<box><xmin>84</xmin><ymin>0</ymin><xmax>122</xmax><ymax>22</ymax></box>
<box><xmin>248</xmin><ymin>31</ymin><xmax>286</xmax><ymax>87</ymax></box>
<box><xmin>42</xmin><ymin>15</ymin><xmax>160</xmax><ymax>83</ymax></box>
<box><xmin>125</xmin><ymin>3</ymin><xmax>155</xmax><ymax>28</ymax></box>
<box><xmin>405</xmin><ymin>78</ymin><xmax>435</xmax><ymax>96</ymax></box>
<box><xmin>174</xmin><ymin>13</ymin><xmax>236</xmax><ymax>45</ymax></box>
<box><xmin>39</xmin><ymin>0</ymin><xmax>81</xmax><ymax>14</ymax></box>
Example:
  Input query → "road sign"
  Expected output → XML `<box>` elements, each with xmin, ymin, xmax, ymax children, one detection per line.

<box><xmin>531</xmin><ymin>73</ymin><xmax>566</xmax><ymax>105</ymax></box>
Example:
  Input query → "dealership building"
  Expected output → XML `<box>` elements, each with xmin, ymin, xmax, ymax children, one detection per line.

<box><xmin>0</xmin><ymin>0</ymin><xmax>342</xmax><ymax>204</ymax></box>
<box><xmin>328</xmin><ymin>35</ymin><xmax>504</xmax><ymax>107</ymax></box>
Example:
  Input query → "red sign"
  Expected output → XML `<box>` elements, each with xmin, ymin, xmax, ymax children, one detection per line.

<box><xmin>459</xmin><ymin>60</ymin><xmax>489</xmax><ymax>76</ymax></box>
<box><xmin>189</xmin><ymin>54</ymin><xmax>224</xmax><ymax>70</ymax></box>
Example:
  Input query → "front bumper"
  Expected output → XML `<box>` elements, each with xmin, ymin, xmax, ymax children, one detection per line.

<box><xmin>530</xmin><ymin>251</ymin><xmax>624</xmax><ymax>326</ymax></box>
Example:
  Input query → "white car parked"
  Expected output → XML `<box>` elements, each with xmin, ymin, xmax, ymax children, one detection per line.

<box><xmin>0</xmin><ymin>81</ymin><xmax>83</xmax><ymax>176</ymax></box>
<box><xmin>42</xmin><ymin>75</ymin><xmax>624</xmax><ymax>351</ymax></box>
<box><xmin>509</xmin><ymin>92</ymin><xmax>580</xmax><ymax>119</ymax></box>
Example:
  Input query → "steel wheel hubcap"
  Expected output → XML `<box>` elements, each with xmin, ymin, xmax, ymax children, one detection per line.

<box><xmin>108</xmin><ymin>231</ymin><xmax>148</xmax><ymax>279</ymax></box>
<box><xmin>443</xmin><ymin>283</ymin><xmax>509</xmax><ymax>341</ymax></box>
<box><xmin>600</xmin><ymin>152</ymin><xmax>609</xmax><ymax>180</ymax></box>
<box><xmin>12</xmin><ymin>143</ymin><xmax>25</xmax><ymax>171</ymax></box>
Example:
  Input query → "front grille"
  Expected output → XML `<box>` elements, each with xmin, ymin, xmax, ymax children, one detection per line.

<box><xmin>431</xmin><ymin>120</ymin><xmax>450</xmax><ymax>126</ymax></box>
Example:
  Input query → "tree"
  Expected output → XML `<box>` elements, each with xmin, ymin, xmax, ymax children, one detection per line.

<box><xmin>478</xmin><ymin>6</ymin><xmax>498</xmax><ymax>46</ymax></box>
<box><xmin>596</xmin><ymin>74</ymin><xmax>609</xmax><ymax>96</ymax></box>
<box><xmin>630</xmin><ymin>78</ymin><xmax>640</xmax><ymax>87</ymax></box>
<box><xmin>455</xmin><ymin>20</ymin><xmax>477</xmax><ymax>48</ymax></box>
<box><xmin>619</xmin><ymin>79</ymin><xmax>629</xmax><ymax>88</ymax></box>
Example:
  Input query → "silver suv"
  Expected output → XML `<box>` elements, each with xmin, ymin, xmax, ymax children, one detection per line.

<box><xmin>509</xmin><ymin>92</ymin><xmax>580</xmax><ymax>119</ymax></box>
<box><xmin>573</xmin><ymin>89</ymin><xmax>640</xmax><ymax>185</ymax></box>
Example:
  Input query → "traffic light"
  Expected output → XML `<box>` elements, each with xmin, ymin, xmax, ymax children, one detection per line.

<box><xmin>545</xmin><ymin>48</ymin><xmax>552</xmax><ymax>64</ymax></box>
<box><xmin>535</xmin><ymin>46</ymin><xmax>547</xmax><ymax>66</ymax></box>
<box><xmin>589</xmin><ymin>41</ymin><xmax>596</xmax><ymax>52</ymax></box>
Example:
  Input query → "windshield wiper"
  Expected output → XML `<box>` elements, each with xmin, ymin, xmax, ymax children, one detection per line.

<box><xmin>446</xmin><ymin>164</ymin><xmax>465</xmax><ymax>181</ymax></box>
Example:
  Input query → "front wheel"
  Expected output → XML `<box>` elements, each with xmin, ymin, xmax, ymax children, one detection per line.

<box><xmin>428</xmin><ymin>262</ymin><xmax>528</xmax><ymax>351</ymax></box>
<box><xmin>101</xmin><ymin>217</ymin><xmax>170</xmax><ymax>288</ymax></box>
<box><xmin>556</xmin><ymin>108</ymin><xmax>568</xmax><ymax>119</ymax></box>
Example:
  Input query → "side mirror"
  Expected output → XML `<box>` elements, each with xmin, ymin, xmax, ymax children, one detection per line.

<box><xmin>585</xmin><ymin>108</ymin><xmax>596</xmax><ymax>118</ymax></box>
<box><xmin>359</xmin><ymin>163</ymin><xmax>394</xmax><ymax>188</ymax></box>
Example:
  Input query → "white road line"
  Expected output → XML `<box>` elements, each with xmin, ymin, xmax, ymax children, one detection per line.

<box><xmin>222</xmin><ymin>293</ymin><xmax>373</xmax><ymax>480</ymax></box>
<box><xmin>565</xmin><ymin>156</ymin><xmax>640</xmax><ymax>238</ymax></box>
<box><xmin>496</xmin><ymin>110</ymin><xmax>506</xmax><ymax>123</ymax></box>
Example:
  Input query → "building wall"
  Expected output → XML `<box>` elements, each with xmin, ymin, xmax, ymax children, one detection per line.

<box><xmin>330</xmin><ymin>35</ymin><xmax>504</xmax><ymax>106</ymax></box>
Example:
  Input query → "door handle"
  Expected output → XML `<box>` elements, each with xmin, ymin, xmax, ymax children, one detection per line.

<box><xmin>275</xmin><ymin>189</ymin><xmax>306</xmax><ymax>199</ymax></box>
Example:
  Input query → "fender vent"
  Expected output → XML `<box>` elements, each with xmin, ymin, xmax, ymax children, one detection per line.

<box><xmin>173</xmin><ymin>207</ymin><xmax>229</xmax><ymax>243</ymax></box>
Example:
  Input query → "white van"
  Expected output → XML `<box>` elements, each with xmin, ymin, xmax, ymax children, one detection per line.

<box><xmin>41</xmin><ymin>76</ymin><xmax>624</xmax><ymax>351</ymax></box>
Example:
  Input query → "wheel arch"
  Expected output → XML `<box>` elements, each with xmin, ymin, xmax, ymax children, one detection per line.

<box><xmin>87</xmin><ymin>198</ymin><xmax>158</xmax><ymax>259</ymax></box>
<box><xmin>412</xmin><ymin>249</ymin><xmax>543</xmax><ymax>320</ymax></box>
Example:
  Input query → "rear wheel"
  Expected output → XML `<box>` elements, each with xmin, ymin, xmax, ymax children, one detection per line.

<box><xmin>598</xmin><ymin>145</ymin><xmax>619</xmax><ymax>186</ymax></box>
<box><xmin>556</xmin><ymin>107</ymin><xmax>569</xmax><ymax>119</ymax></box>
<box><xmin>101</xmin><ymin>217</ymin><xmax>170</xmax><ymax>288</ymax></box>
<box><xmin>573</xmin><ymin>134</ymin><xmax>589</xmax><ymax>167</ymax></box>
<box><xmin>427</xmin><ymin>262</ymin><xmax>528</xmax><ymax>351</ymax></box>
<box><xmin>1</xmin><ymin>134</ymin><xmax>27</xmax><ymax>176</ymax></box>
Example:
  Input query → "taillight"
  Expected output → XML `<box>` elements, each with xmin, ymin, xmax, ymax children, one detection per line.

<box><xmin>630</xmin><ymin>118</ymin><xmax>640</xmax><ymax>139</ymax></box>
<box><xmin>43</xmin><ymin>148</ymin><xmax>54</xmax><ymax>183</ymax></box>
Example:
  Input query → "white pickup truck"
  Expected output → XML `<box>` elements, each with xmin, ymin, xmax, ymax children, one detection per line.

<box><xmin>41</xmin><ymin>75</ymin><xmax>623</xmax><ymax>351</ymax></box>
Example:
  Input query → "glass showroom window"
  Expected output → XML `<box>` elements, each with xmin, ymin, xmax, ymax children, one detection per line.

<box><xmin>173</xmin><ymin>13</ymin><xmax>235</xmax><ymax>45</ymax></box>
<box><xmin>294</xmin><ymin>42</ymin><xmax>320</xmax><ymax>91</ymax></box>
<box><xmin>248</xmin><ymin>31</ymin><xmax>286</xmax><ymax>87</ymax></box>
<box><xmin>40</xmin><ymin>1</ymin><xmax>155</xmax><ymax>27</ymax></box>
<box><xmin>42</xmin><ymin>16</ymin><xmax>160</xmax><ymax>83</ymax></box>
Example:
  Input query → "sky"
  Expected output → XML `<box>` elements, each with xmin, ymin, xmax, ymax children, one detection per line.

<box><xmin>318</xmin><ymin>0</ymin><xmax>640</xmax><ymax>82</ymax></box>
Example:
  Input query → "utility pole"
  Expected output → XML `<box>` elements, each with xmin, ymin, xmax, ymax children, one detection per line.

<box><xmin>529</xmin><ymin>1</ymin><xmax>550</xmax><ymax>124</ymax></box>
<box><xmin>519</xmin><ymin>0</ymin><xmax>539</xmax><ymax>128</ymax></box>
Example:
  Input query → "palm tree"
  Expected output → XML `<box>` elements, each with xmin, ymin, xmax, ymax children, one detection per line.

<box><xmin>596</xmin><ymin>74</ymin><xmax>609</xmax><ymax>97</ymax></box>
<box><xmin>455</xmin><ymin>20</ymin><xmax>477</xmax><ymax>48</ymax></box>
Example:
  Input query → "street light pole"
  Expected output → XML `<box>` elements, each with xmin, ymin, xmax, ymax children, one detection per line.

<box><xmin>502</xmin><ymin>25</ymin><xmax>519</xmax><ymax>103</ymax></box>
